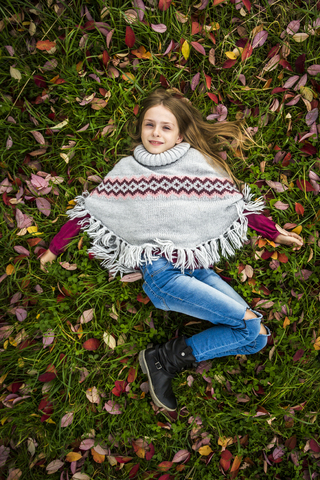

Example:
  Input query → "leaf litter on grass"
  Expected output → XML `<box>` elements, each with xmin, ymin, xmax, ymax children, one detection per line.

<box><xmin>0</xmin><ymin>0</ymin><xmax>320</xmax><ymax>478</ymax></box>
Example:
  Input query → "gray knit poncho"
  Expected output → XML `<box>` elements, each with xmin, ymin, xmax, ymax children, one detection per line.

<box><xmin>67</xmin><ymin>142</ymin><xmax>264</xmax><ymax>275</ymax></box>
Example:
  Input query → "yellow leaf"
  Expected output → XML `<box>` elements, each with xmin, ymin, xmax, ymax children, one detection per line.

<box><xmin>18</xmin><ymin>358</ymin><xmax>24</xmax><ymax>368</ymax></box>
<box><xmin>283</xmin><ymin>317</ymin><xmax>290</xmax><ymax>328</ymax></box>
<box><xmin>91</xmin><ymin>448</ymin><xmax>105</xmax><ymax>463</ymax></box>
<box><xmin>50</xmin><ymin>75</ymin><xmax>60</xmax><ymax>83</ymax></box>
<box><xmin>198</xmin><ymin>445</ymin><xmax>213</xmax><ymax>456</ymax></box>
<box><xmin>76</xmin><ymin>61</ymin><xmax>83</xmax><ymax>72</ymax></box>
<box><xmin>66</xmin><ymin>452</ymin><xmax>82</xmax><ymax>462</ymax></box>
<box><xmin>6</xmin><ymin>264</ymin><xmax>15</xmax><ymax>275</ymax></box>
<box><xmin>46</xmin><ymin>418</ymin><xmax>56</xmax><ymax>424</ymax></box>
<box><xmin>292</xmin><ymin>225</ymin><xmax>302</xmax><ymax>235</ymax></box>
<box><xmin>68</xmin><ymin>200</ymin><xmax>76</xmax><ymax>206</ymax></box>
<box><xmin>135</xmin><ymin>447</ymin><xmax>145</xmax><ymax>459</ymax></box>
<box><xmin>9</xmin><ymin>337</ymin><xmax>18</xmax><ymax>347</ymax></box>
<box><xmin>77</xmin><ymin>324</ymin><xmax>83</xmax><ymax>339</ymax></box>
<box><xmin>0</xmin><ymin>373</ymin><xmax>8</xmax><ymax>384</ymax></box>
<box><xmin>314</xmin><ymin>337</ymin><xmax>320</xmax><ymax>351</ymax></box>
<box><xmin>251</xmin><ymin>24</ymin><xmax>264</xmax><ymax>37</ymax></box>
<box><xmin>121</xmin><ymin>72</ymin><xmax>135</xmax><ymax>82</ymax></box>
<box><xmin>182</xmin><ymin>40</ymin><xmax>190</xmax><ymax>60</ymax></box>
<box><xmin>271</xmin><ymin>251</ymin><xmax>278</xmax><ymax>260</ymax></box>
<box><xmin>4</xmin><ymin>340</ymin><xmax>8</xmax><ymax>350</ymax></box>
<box><xmin>27</xmin><ymin>226</ymin><xmax>38</xmax><ymax>234</ymax></box>
<box><xmin>1</xmin><ymin>417</ymin><xmax>8</xmax><ymax>425</ymax></box>
<box><xmin>211</xmin><ymin>22</ymin><xmax>220</xmax><ymax>30</ymax></box>
<box><xmin>218</xmin><ymin>436</ymin><xmax>234</xmax><ymax>447</ymax></box>
<box><xmin>266</xmin><ymin>240</ymin><xmax>276</xmax><ymax>247</ymax></box>
<box><xmin>225</xmin><ymin>51</ymin><xmax>238</xmax><ymax>60</ymax></box>
<box><xmin>300</xmin><ymin>86</ymin><xmax>313</xmax><ymax>102</ymax></box>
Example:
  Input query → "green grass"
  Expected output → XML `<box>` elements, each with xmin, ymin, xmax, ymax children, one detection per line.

<box><xmin>0</xmin><ymin>0</ymin><xmax>320</xmax><ymax>479</ymax></box>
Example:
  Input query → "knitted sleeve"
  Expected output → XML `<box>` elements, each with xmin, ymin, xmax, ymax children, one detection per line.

<box><xmin>246</xmin><ymin>212</ymin><xmax>279</xmax><ymax>241</ymax></box>
<box><xmin>49</xmin><ymin>215</ymin><xmax>90</xmax><ymax>256</ymax></box>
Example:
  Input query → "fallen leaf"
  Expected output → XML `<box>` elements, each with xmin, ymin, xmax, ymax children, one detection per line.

<box><xmin>60</xmin><ymin>412</ymin><xmax>74</xmax><ymax>427</ymax></box>
<box><xmin>198</xmin><ymin>445</ymin><xmax>212</xmax><ymax>456</ymax></box>
<box><xmin>182</xmin><ymin>40</ymin><xmax>190</xmax><ymax>60</ymax></box>
<box><xmin>65</xmin><ymin>452</ymin><xmax>82</xmax><ymax>462</ymax></box>
<box><xmin>36</xmin><ymin>40</ymin><xmax>56</xmax><ymax>51</ymax></box>
<box><xmin>83</xmin><ymin>338</ymin><xmax>100</xmax><ymax>351</ymax></box>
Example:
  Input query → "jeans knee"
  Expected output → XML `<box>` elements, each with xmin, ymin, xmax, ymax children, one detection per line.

<box><xmin>254</xmin><ymin>333</ymin><xmax>268</xmax><ymax>352</ymax></box>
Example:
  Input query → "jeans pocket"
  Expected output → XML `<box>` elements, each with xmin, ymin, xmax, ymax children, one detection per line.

<box><xmin>144</xmin><ymin>257</ymin><xmax>170</xmax><ymax>278</ymax></box>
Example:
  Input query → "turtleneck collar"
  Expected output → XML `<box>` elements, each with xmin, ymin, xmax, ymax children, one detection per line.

<box><xmin>133</xmin><ymin>142</ymin><xmax>190</xmax><ymax>167</ymax></box>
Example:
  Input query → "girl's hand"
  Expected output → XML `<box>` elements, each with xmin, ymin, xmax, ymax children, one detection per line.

<box><xmin>40</xmin><ymin>249</ymin><xmax>57</xmax><ymax>272</ymax></box>
<box><xmin>275</xmin><ymin>232</ymin><xmax>303</xmax><ymax>250</ymax></box>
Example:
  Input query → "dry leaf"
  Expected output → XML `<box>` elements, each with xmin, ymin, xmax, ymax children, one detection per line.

<box><xmin>65</xmin><ymin>452</ymin><xmax>82</xmax><ymax>462</ymax></box>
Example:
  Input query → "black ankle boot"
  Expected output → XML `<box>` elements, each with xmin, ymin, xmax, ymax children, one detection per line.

<box><xmin>139</xmin><ymin>336</ymin><xmax>197</xmax><ymax>411</ymax></box>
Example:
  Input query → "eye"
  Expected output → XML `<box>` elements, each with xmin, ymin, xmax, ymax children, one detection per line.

<box><xmin>163</xmin><ymin>126</ymin><xmax>170</xmax><ymax>130</ymax></box>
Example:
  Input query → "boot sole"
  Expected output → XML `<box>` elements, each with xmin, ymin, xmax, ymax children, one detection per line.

<box><xmin>138</xmin><ymin>350</ymin><xmax>176</xmax><ymax>412</ymax></box>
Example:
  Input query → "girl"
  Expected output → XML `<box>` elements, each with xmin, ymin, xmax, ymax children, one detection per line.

<box><xmin>40</xmin><ymin>89</ymin><xmax>303</xmax><ymax>412</ymax></box>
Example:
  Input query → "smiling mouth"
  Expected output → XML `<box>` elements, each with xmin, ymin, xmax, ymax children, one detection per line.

<box><xmin>149</xmin><ymin>141</ymin><xmax>163</xmax><ymax>145</ymax></box>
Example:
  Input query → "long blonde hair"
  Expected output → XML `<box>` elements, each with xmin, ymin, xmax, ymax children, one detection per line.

<box><xmin>128</xmin><ymin>89</ymin><xmax>252</xmax><ymax>187</ymax></box>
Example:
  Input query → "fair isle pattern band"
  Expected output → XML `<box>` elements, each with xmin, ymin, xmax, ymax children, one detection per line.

<box><xmin>93</xmin><ymin>175</ymin><xmax>239</xmax><ymax>199</ymax></box>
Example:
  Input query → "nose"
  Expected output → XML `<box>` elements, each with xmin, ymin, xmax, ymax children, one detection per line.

<box><xmin>152</xmin><ymin>125</ymin><xmax>160</xmax><ymax>137</ymax></box>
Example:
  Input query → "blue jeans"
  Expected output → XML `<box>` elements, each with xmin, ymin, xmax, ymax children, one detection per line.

<box><xmin>140</xmin><ymin>257</ymin><xmax>270</xmax><ymax>363</ymax></box>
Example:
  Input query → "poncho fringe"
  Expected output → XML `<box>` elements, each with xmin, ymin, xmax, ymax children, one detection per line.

<box><xmin>67</xmin><ymin>184</ymin><xmax>265</xmax><ymax>276</ymax></box>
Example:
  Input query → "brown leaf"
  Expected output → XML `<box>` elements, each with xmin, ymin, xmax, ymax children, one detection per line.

<box><xmin>36</xmin><ymin>40</ymin><xmax>56</xmax><ymax>51</ymax></box>
<box><xmin>83</xmin><ymin>338</ymin><xmax>100</xmax><ymax>351</ymax></box>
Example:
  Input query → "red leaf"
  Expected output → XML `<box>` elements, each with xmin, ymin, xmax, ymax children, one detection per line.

<box><xmin>160</xmin><ymin>75</ymin><xmax>169</xmax><ymax>88</ymax></box>
<box><xmin>158</xmin><ymin>461</ymin><xmax>173</xmax><ymax>471</ymax></box>
<box><xmin>242</xmin><ymin>0</ymin><xmax>251</xmax><ymax>11</ymax></box>
<box><xmin>279</xmin><ymin>59</ymin><xmax>293</xmax><ymax>71</ymax></box>
<box><xmin>102</xmin><ymin>50</ymin><xmax>110</xmax><ymax>67</ymax></box>
<box><xmin>158</xmin><ymin>0</ymin><xmax>172</xmax><ymax>11</ymax></box>
<box><xmin>271</xmin><ymin>87</ymin><xmax>287</xmax><ymax>94</ymax></box>
<box><xmin>278</xmin><ymin>253</ymin><xmax>289</xmax><ymax>263</ymax></box>
<box><xmin>261</xmin><ymin>250</ymin><xmax>274</xmax><ymax>260</ymax></box>
<box><xmin>191</xmin><ymin>22</ymin><xmax>201</xmax><ymax>35</ymax></box>
<box><xmin>133</xmin><ymin>105</ymin><xmax>139</xmax><ymax>116</ymax></box>
<box><xmin>125</xmin><ymin>26</ymin><xmax>135</xmax><ymax>48</ymax></box>
<box><xmin>114</xmin><ymin>456</ymin><xmax>133</xmax><ymax>463</ymax></box>
<box><xmin>158</xmin><ymin>475</ymin><xmax>171</xmax><ymax>480</ymax></box>
<box><xmin>38</xmin><ymin>372</ymin><xmax>57</xmax><ymax>382</ymax></box>
<box><xmin>300</xmin><ymin>143</ymin><xmax>317</xmax><ymax>155</ymax></box>
<box><xmin>267</xmin><ymin>44</ymin><xmax>280</xmax><ymax>58</ymax></box>
<box><xmin>204</xmin><ymin>74</ymin><xmax>212</xmax><ymax>89</ymax></box>
<box><xmin>295</xmin><ymin>53</ymin><xmax>305</xmax><ymax>74</ymax></box>
<box><xmin>241</xmin><ymin>42</ymin><xmax>253</xmax><ymax>61</ymax></box>
<box><xmin>127</xmin><ymin>366</ymin><xmax>137</xmax><ymax>383</ymax></box>
<box><xmin>292</xmin><ymin>349</ymin><xmax>304</xmax><ymax>362</ymax></box>
<box><xmin>220</xmin><ymin>450</ymin><xmax>233</xmax><ymax>471</ymax></box>
<box><xmin>137</xmin><ymin>293</ymin><xmax>150</xmax><ymax>304</ymax></box>
<box><xmin>310</xmin><ymin>439</ymin><xmax>320</xmax><ymax>453</ymax></box>
<box><xmin>128</xmin><ymin>463</ymin><xmax>140</xmax><ymax>479</ymax></box>
<box><xmin>34</xmin><ymin>75</ymin><xmax>47</xmax><ymax>88</ymax></box>
<box><xmin>296</xmin><ymin>179</ymin><xmax>314</xmax><ymax>192</ymax></box>
<box><xmin>145</xmin><ymin>443</ymin><xmax>155</xmax><ymax>461</ymax></box>
<box><xmin>282</xmin><ymin>152</ymin><xmax>291</xmax><ymax>167</ymax></box>
<box><xmin>222</xmin><ymin>59</ymin><xmax>237</xmax><ymax>69</ymax></box>
<box><xmin>207</xmin><ymin>92</ymin><xmax>218</xmax><ymax>103</ymax></box>
<box><xmin>191</xmin><ymin>42</ymin><xmax>206</xmax><ymax>55</ymax></box>
<box><xmin>83</xmin><ymin>338</ymin><xmax>100</xmax><ymax>351</ymax></box>
<box><xmin>285</xmin><ymin>435</ymin><xmax>297</xmax><ymax>451</ymax></box>
<box><xmin>295</xmin><ymin>202</ymin><xmax>304</xmax><ymax>215</ymax></box>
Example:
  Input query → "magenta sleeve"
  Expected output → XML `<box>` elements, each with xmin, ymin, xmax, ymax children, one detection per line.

<box><xmin>246</xmin><ymin>212</ymin><xmax>279</xmax><ymax>241</ymax></box>
<box><xmin>49</xmin><ymin>215</ymin><xmax>90</xmax><ymax>256</ymax></box>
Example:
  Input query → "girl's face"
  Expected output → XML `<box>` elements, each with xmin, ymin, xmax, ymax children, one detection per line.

<box><xmin>141</xmin><ymin>104</ymin><xmax>183</xmax><ymax>154</ymax></box>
